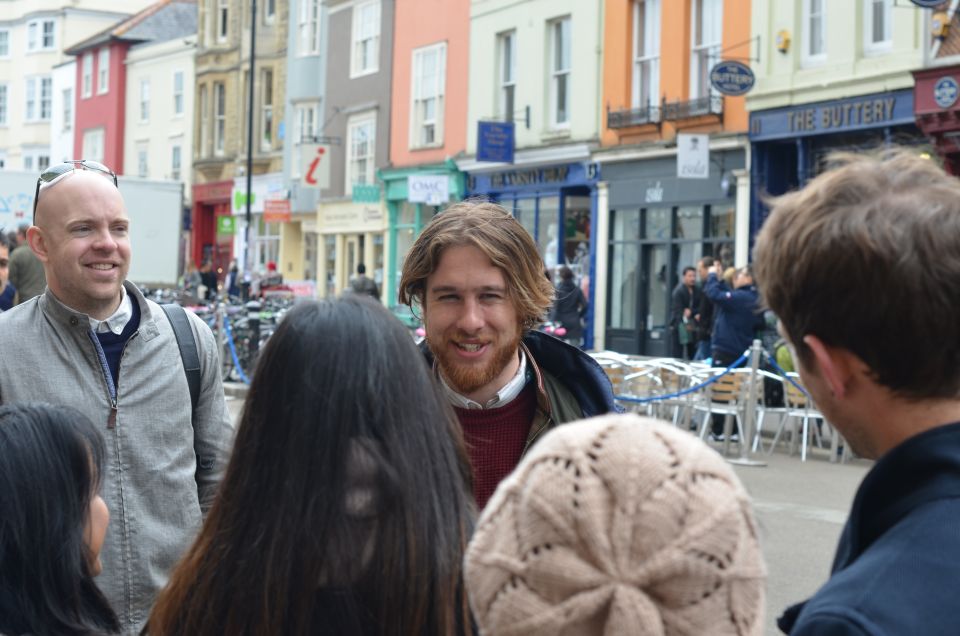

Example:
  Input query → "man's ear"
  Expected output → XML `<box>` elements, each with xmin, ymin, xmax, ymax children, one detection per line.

<box><xmin>26</xmin><ymin>226</ymin><xmax>49</xmax><ymax>263</ymax></box>
<box><xmin>802</xmin><ymin>334</ymin><xmax>854</xmax><ymax>399</ymax></box>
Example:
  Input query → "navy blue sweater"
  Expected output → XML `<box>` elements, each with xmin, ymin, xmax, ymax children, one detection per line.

<box><xmin>703</xmin><ymin>273</ymin><xmax>762</xmax><ymax>358</ymax></box>
<box><xmin>780</xmin><ymin>421</ymin><xmax>960</xmax><ymax>635</ymax></box>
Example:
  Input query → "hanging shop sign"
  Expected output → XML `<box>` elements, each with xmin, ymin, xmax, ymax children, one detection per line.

<box><xmin>709</xmin><ymin>60</ymin><xmax>756</xmax><ymax>97</ymax></box>
<box><xmin>407</xmin><ymin>174</ymin><xmax>450</xmax><ymax>205</ymax></box>
<box><xmin>263</xmin><ymin>199</ymin><xmax>292</xmax><ymax>223</ymax></box>
<box><xmin>477</xmin><ymin>121</ymin><xmax>515</xmax><ymax>163</ymax></box>
<box><xmin>910</xmin><ymin>0</ymin><xmax>945</xmax><ymax>7</ymax></box>
<box><xmin>677</xmin><ymin>134</ymin><xmax>710</xmax><ymax>179</ymax></box>
<box><xmin>299</xmin><ymin>143</ymin><xmax>332</xmax><ymax>189</ymax></box>
<box><xmin>216</xmin><ymin>215</ymin><xmax>236</xmax><ymax>235</ymax></box>
<box><xmin>934</xmin><ymin>76</ymin><xmax>959</xmax><ymax>109</ymax></box>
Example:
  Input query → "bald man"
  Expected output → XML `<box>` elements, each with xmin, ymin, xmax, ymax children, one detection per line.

<box><xmin>0</xmin><ymin>163</ymin><xmax>233</xmax><ymax>634</ymax></box>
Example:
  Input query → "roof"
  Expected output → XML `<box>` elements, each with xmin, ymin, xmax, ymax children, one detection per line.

<box><xmin>65</xmin><ymin>0</ymin><xmax>197</xmax><ymax>56</ymax></box>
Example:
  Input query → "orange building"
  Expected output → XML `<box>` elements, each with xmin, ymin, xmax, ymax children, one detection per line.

<box><xmin>592</xmin><ymin>0</ymin><xmax>753</xmax><ymax>356</ymax></box>
<box><xmin>379</xmin><ymin>0</ymin><xmax>470</xmax><ymax>303</ymax></box>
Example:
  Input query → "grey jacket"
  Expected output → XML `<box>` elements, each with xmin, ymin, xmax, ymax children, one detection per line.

<box><xmin>0</xmin><ymin>282</ymin><xmax>233</xmax><ymax>634</ymax></box>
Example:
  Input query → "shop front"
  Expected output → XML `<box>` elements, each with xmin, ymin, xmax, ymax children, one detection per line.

<box><xmin>316</xmin><ymin>199</ymin><xmax>388</xmax><ymax>300</ymax></box>
<box><xmin>913</xmin><ymin>67</ymin><xmax>960</xmax><ymax>174</ymax></box>
<box><xmin>464</xmin><ymin>161</ymin><xmax>599</xmax><ymax>349</ymax></box>
<box><xmin>191</xmin><ymin>180</ymin><xmax>234</xmax><ymax>274</ymax></box>
<box><xmin>379</xmin><ymin>161</ymin><xmax>466</xmax><ymax>307</ymax></box>
<box><xmin>599</xmin><ymin>147</ymin><xmax>744</xmax><ymax>356</ymax></box>
<box><xmin>229</xmin><ymin>173</ymin><xmax>286</xmax><ymax>277</ymax></box>
<box><xmin>749</xmin><ymin>89</ymin><xmax>927</xmax><ymax>237</ymax></box>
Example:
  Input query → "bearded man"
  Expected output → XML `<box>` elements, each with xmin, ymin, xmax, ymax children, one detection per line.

<box><xmin>399</xmin><ymin>200</ymin><xmax>619</xmax><ymax>508</ymax></box>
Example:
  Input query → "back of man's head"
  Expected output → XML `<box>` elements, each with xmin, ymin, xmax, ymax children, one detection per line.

<box><xmin>754</xmin><ymin>150</ymin><xmax>960</xmax><ymax>399</ymax></box>
<box><xmin>398</xmin><ymin>199</ymin><xmax>554</xmax><ymax>331</ymax></box>
<box><xmin>357</xmin><ymin>263</ymin><xmax>366</xmax><ymax>275</ymax></box>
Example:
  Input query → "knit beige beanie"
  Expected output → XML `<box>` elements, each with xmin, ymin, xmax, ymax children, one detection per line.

<box><xmin>464</xmin><ymin>414</ymin><xmax>766</xmax><ymax>636</ymax></box>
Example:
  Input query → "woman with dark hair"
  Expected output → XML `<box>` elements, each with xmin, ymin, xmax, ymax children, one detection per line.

<box><xmin>147</xmin><ymin>296</ymin><xmax>476</xmax><ymax>635</ymax></box>
<box><xmin>0</xmin><ymin>403</ymin><xmax>118</xmax><ymax>636</ymax></box>
<box><xmin>550</xmin><ymin>265</ymin><xmax>588</xmax><ymax>347</ymax></box>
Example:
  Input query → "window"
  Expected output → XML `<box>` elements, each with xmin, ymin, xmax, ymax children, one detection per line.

<box><xmin>199</xmin><ymin>85</ymin><xmax>209</xmax><ymax>157</ymax></box>
<box><xmin>26</xmin><ymin>19</ymin><xmax>55</xmax><ymax>52</ymax></box>
<box><xmin>82</xmin><ymin>53</ymin><xmax>93</xmax><ymax>98</ymax></box>
<box><xmin>346</xmin><ymin>112</ymin><xmax>376</xmax><ymax>194</ymax></box>
<box><xmin>173</xmin><ymin>71</ymin><xmax>184</xmax><ymax>115</ymax></box>
<box><xmin>0</xmin><ymin>30</ymin><xmax>9</xmax><ymax>57</ymax></box>
<box><xmin>632</xmin><ymin>0</ymin><xmax>660</xmax><ymax>109</ymax></box>
<box><xmin>137</xmin><ymin>144</ymin><xmax>149</xmax><ymax>177</ymax></box>
<box><xmin>497</xmin><ymin>31</ymin><xmax>516</xmax><ymax>122</ymax></box>
<box><xmin>803</xmin><ymin>0</ymin><xmax>826</xmax><ymax>64</ymax></box>
<box><xmin>25</xmin><ymin>76</ymin><xmax>51</xmax><ymax>121</ymax></box>
<box><xmin>23</xmin><ymin>156</ymin><xmax>33</xmax><ymax>171</ymax></box>
<box><xmin>690</xmin><ymin>0</ymin><xmax>721</xmax><ymax>99</ymax></box>
<box><xmin>264</xmin><ymin>0</ymin><xmax>276</xmax><ymax>24</ymax></box>
<box><xmin>0</xmin><ymin>84</ymin><xmax>7</xmax><ymax>126</ymax></box>
<box><xmin>411</xmin><ymin>43</ymin><xmax>446</xmax><ymax>148</ymax></box>
<box><xmin>139</xmin><ymin>79</ymin><xmax>150</xmax><ymax>122</ymax></box>
<box><xmin>261</xmin><ymin>68</ymin><xmax>273</xmax><ymax>151</ymax></box>
<box><xmin>296</xmin><ymin>101</ymin><xmax>319</xmax><ymax>142</ymax></box>
<box><xmin>171</xmin><ymin>145</ymin><xmax>181</xmax><ymax>180</ymax></box>
<box><xmin>82</xmin><ymin>128</ymin><xmax>105</xmax><ymax>163</ymax></box>
<box><xmin>217</xmin><ymin>0</ymin><xmax>229</xmax><ymax>42</ymax></box>
<box><xmin>97</xmin><ymin>48</ymin><xmax>109</xmax><ymax>94</ymax></box>
<box><xmin>351</xmin><ymin>0</ymin><xmax>380</xmax><ymax>76</ymax></box>
<box><xmin>548</xmin><ymin>17</ymin><xmax>571</xmax><ymax>127</ymax></box>
<box><xmin>298</xmin><ymin>0</ymin><xmax>321</xmax><ymax>55</ymax></box>
<box><xmin>214</xmin><ymin>82</ymin><xmax>225</xmax><ymax>155</ymax></box>
<box><xmin>62</xmin><ymin>88</ymin><xmax>72</xmax><ymax>130</ymax></box>
<box><xmin>865</xmin><ymin>0</ymin><xmax>892</xmax><ymax>52</ymax></box>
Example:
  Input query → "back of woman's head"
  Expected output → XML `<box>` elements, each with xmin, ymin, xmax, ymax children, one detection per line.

<box><xmin>0</xmin><ymin>403</ymin><xmax>118</xmax><ymax>636</ymax></box>
<box><xmin>149</xmin><ymin>297</ymin><xmax>475</xmax><ymax>635</ymax></box>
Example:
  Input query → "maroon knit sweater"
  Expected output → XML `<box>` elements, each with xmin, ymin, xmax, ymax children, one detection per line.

<box><xmin>454</xmin><ymin>383</ymin><xmax>537</xmax><ymax>509</ymax></box>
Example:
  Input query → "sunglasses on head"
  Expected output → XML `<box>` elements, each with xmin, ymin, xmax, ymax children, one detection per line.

<box><xmin>32</xmin><ymin>160</ymin><xmax>118</xmax><ymax>222</ymax></box>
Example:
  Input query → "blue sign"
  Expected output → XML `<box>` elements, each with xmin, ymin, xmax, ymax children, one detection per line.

<box><xmin>477</xmin><ymin>121</ymin><xmax>515</xmax><ymax>163</ymax></box>
<box><xmin>749</xmin><ymin>89</ymin><xmax>915</xmax><ymax>141</ymax></box>
<box><xmin>709</xmin><ymin>61</ymin><xmax>755</xmax><ymax>97</ymax></box>
<box><xmin>910</xmin><ymin>0</ymin><xmax>944</xmax><ymax>7</ymax></box>
<box><xmin>934</xmin><ymin>76</ymin><xmax>959</xmax><ymax>109</ymax></box>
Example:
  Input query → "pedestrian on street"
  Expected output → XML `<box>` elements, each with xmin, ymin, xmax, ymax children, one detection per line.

<box><xmin>348</xmin><ymin>262</ymin><xmax>381</xmax><ymax>301</ymax></box>
<box><xmin>147</xmin><ymin>297</ymin><xmax>476</xmax><ymax>635</ymax></box>
<box><xmin>399</xmin><ymin>200</ymin><xmax>620</xmax><ymax>510</ymax></box>
<box><xmin>549</xmin><ymin>265</ymin><xmax>588</xmax><ymax>348</ymax></box>
<box><xmin>670</xmin><ymin>266</ymin><xmax>702</xmax><ymax>360</ymax></box>
<box><xmin>693</xmin><ymin>256</ymin><xmax>715</xmax><ymax>360</ymax></box>
<box><xmin>754</xmin><ymin>150</ymin><xmax>960</xmax><ymax>636</ymax></box>
<box><xmin>0</xmin><ymin>162</ymin><xmax>233</xmax><ymax>634</ymax></box>
<box><xmin>465</xmin><ymin>413</ymin><xmax>766</xmax><ymax>636</ymax></box>
<box><xmin>0</xmin><ymin>233</ymin><xmax>13</xmax><ymax>312</ymax></box>
<box><xmin>8</xmin><ymin>223</ymin><xmax>46</xmax><ymax>304</ymax></box>
<box><xmin>0</xmin><ymin>403</ymin><xmax>119</xmax><ymax>636</ymax></box>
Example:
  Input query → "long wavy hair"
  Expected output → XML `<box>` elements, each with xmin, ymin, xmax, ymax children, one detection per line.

<box><xmin>0</xmin><ymin>403</ymin><xmax>119</xmax><ymax>636</ymax></box>
<box><xmin>147</xmin><ymin>297</ymin><xmax>476</xmax><ymax>635</ymax></box>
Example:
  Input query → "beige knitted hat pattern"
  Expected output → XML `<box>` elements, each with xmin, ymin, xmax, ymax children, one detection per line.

<box><xmin>464</xmin><ymin>414</ymin><xmax>766</xmax><ymax>636</ymax></box>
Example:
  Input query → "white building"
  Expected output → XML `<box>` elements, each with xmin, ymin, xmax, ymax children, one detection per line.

<box><xmin>0</xmin><ymin>0</ymin><xmax>153</xmax><ymax>171</ymax></box>
<box><xmin>124</xmin><ymin>34</ymin><xmax>197</xmax><ymax>203</ymax></box>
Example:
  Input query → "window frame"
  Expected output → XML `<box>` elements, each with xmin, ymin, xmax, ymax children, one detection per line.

<box><xmin>97</xmin><ymin>47</ymin><xmax>110</xmax><ymax>95</ymax></box>
<box><xmin>137</xmin><ymin>143</ymin><xmax>149</xmax><ymax>178</ymax></box>
<box><xmin>264</xmin><ymin>0</ymin><xmax>277</xmax><ymax>24</ymax></box>
<box><xmin>173</xmin><ymin>70</ymin><xmax>184</xmax><ymax>116</ymax></box>
<box><xmin>410</xmin><ymin>42</ymin><xmax>447</xmax><ymax>149</ymax></box>
<box><xmin>0</xmin><ymin>83</ymin><xmax>8</xmax><ymax>126</ymax></box>
<box><xmin>632</xmin><ymin>0</ymin><xmax>660</xmax><ymax>110</ymax></box>
<box><xmin>296</xmin><ymin>101</ymin><xmax>319</xmax><ymax>143</ymax></box>
<box><xmin>802</xmin><ymin>0</ymin><xmax>827</xmax><ymax>66</ymax></box>
<box><xmin>0</xmin><ymin>30</ymin><xmax>9</xmax><ymax>58</ymax></box>
<box><xmin>139</xmin><ymin>78</ymin><xmax>150</xmax><ymax>123</ymax></box>
<box><xmin>26</xmin><ymin>19</ymin><xmax>56</xmax><ymax>52</ymax></box>
<box><xmin>217</xmin><ymin>0</ymin><xmax>230</xmax><ymax>43</ymax></box>
<box><xmin>260</xmin><ymin>68</ymin><xmax>274</xmax><ymax>152</ymax></box>
<box><xmin>298</xmin><ymin>0</ymin><xmax>321</xmax><ymax>56</ymax></box>
<box><xmin>62</xmin><ymin>87</ymin><xmax>72</xmax><ymax>131</ymax></box>
<box><xmin>863</xmin><ymin>0</ymin><xmax>892</xmax><ymax>54</ymax></box>
<box><xmin>350</xmin><ymin>0</ymin><xmax>381</xmax><ymax>78</ymax></box>
<box><xmin>82</xmin><ymin>53</ymin><xmax>93</xmax><ymax>98</ymax></box>
<box><xmin>199</xmin><ymin>84</ymin><xmax>209</xmax><ymax>157</ymax></box>
<box><xmin>548</xmin><ymin>16</ymin><xmax>572</xmax><ymax>129</ymax></box>
<box><xmin>689</xmin><ymin>0</ymin><xmax>722</xmax><ymax>100</ymax></box>
<box><xmin>214</xmin><ymin>82</ymin><xmax>226</xmax><ymax>156</ymax></box>
<box><xmin>82</xmin><ymin>127</ymin><xmax>105</xmax><ymax>164</ymax></box>
<box><xmin>171</xmin><ymin>144</ymin><xmax>182</xmax><ymax>180</ymax></box>
<box><xmin>345</xmin><ymin>110</ymin><xmax>377</xmax><ymax>195</ymax></box>
<box><xmin>497</xmin><ymin>30</ymin><xmax>516</xmax><ymax>122</ymax></box>
<box><xmin>25</xmin><ymin>77</ymin><xmax>50</xmax><ymax>122</ymax></box>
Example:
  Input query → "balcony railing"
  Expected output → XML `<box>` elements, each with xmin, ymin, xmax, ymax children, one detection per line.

<box><xmin>607</xmin><ymin>103</ymin><xmax>661</xmax><ymax>129</ymax></box>
<box><xmin>662</xmin><ymin>95</ymin><xmax>723</xmax><ymax>121</ymax></box>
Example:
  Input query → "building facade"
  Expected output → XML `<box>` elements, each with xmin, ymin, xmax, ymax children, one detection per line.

<box><xmin>192</xmin><ymin>0</ymin><xmax>288</xmax><ymax>279</ymax></box>
<box><xmin>912</xmin><ymin>6</ymin><xmax>960</xmax><ymax>175</ymax></box>
<box><xmin>459</xmin><ymin>0</ymin><xmax>605</xmax><ymax>348</ymax></box>
<box><xmin>595</xmin><ymin>0</ymin><xmax>751</xmax><ymax>355</ymax></box>
<box><xmin>314</xmin><ymin>0</ymin><xmax>394</xmax><ymax>300</ymax></box>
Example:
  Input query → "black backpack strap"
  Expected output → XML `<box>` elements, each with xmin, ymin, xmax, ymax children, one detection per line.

<box><xmin>160</xmin><ymin>303</ymin><xmax>201</xmax><ymax>414</ymax></box>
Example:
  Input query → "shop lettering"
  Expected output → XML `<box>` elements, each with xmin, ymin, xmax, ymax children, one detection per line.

<box><xmin>788</xmin><ymin>98</ymin><xmax>896</xmax><ymax>132</ymax></box>
<box><xmin>489</xmin><ymin>166</ymin><xmax>570</xmax><ymax>188</ymax></box>
<box><xmin>645</xmin><ymin>181</ymin><xmax>664</xmax><ymax>203</ymax></box>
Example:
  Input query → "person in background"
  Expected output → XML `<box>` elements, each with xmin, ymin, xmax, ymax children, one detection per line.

<box><xmin>399</xmin><ymin>200</ymin><xmax>619</xmax><ymax>510</ymax></box>
<box><xmin>757</xmin><ymin>151</ymin><xmax>960</xmax><ymax>636</ymax></box>
<box><xmin>182</xmin><ymin>261</ymin><xmax>202</xmax><ymax>298</ymax></box>
<box><xmin>349</xmin><ymin>262</ymin><xmax>381</xmax><ymax>301</ymax></box>
<box><xmin>465</xmin><ymin>413</ymin><xmax>766</xmax><ymax>636</ymax></box>
<box><xmin>146</xmin><ymin>297</ymin><xmax>476</xmax><ymax>635</ymax></box>
<box><xmin>199</xmin><ymin>260</ymin><xmax>218</xmax><ymax>300</ymax></box>
<box><xmin>0</xmin><ymin>403</ymin><xmax>119</xmax><ymax>636</ymax></box>
<box><xmin>670</xmin><ymin>266</ymin><xmax>701</xmax><ymax>360</ymax></box>
<box><xmin>0</xmin><ymin>234</ymin><xmax>13</xmax><ymax>312</ymax></box>
<box><xmin>224</xmin><ymin>261</ymin><xmax>241</xmax><ymax>299</ymax></box>
<box><xmin>549</xmin><ymin>265</ymin><xmax>588</xmax><ymax>348</ymax></box>
<box><xmin>8</xmin><ymin>223</ymin><xmax>46</xmax><ymax>304</ymax></box>
<box><xmin>694</xmin><ymin>256</ymin><xmax>715</xmax><ymax>361</ymax></box>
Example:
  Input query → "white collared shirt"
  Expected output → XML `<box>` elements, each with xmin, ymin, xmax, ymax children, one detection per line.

<box><xmin>88</xmin><ymin>286</ymin><xmax>133</xmax><ymax>334</ymax></box>
<box><xmin>440</xmin><ymin>349</ymin><xmax>528</xmax><ymax>410</ymax></box>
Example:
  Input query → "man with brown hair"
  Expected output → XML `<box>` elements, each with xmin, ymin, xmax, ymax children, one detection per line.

<box><xmin>400</xmin><ymin>200</ymin><xmax>619</xmax><ymax>508</ymax></box>
<box><xmin>754</xmin><ymin>151</ymin><xmax>960</xmax><ymax>636</ymax></box>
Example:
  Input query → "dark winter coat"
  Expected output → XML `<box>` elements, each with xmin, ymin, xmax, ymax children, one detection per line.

<box><xmin>550</xmin><ymin>280</ymin><xmax>587</xmax><ymax>341</ymax></box>
<box><xmin>703</xmin><ymin>273</ymin><xmax>763</xmax><ymax>358</ymax></box>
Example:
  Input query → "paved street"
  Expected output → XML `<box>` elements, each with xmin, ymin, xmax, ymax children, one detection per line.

<box><xmin>225</xmin><ymin>390</ymin><xmax>870</xmax><ymax>635</ymax></box>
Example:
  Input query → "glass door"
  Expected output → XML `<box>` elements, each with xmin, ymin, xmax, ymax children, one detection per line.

<box><xmin>641</xmin><ymin>243</ymin><xmax>670</xmax><ymax>357</ymax></box>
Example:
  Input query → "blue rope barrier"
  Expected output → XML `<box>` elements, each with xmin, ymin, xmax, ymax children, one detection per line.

<box><xmin>615</xmin><ymin>351</ymin><xmax>749</xmax><ymax>404</ymax></box>
<box><xmin>223</xmin><ymin>316</ymin><xmax>251</xmax><ymax>386</ymax></box>
<box><xmin>761</xmin><ymin>350</ymin><xmax>809</xmax><ymax>396</ymax></box>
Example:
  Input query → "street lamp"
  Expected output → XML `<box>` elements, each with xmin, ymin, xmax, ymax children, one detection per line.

<box><xmin>244</xmin><ymin>0</ymin><xmax>258</xmax><ymax>280</ymax></box>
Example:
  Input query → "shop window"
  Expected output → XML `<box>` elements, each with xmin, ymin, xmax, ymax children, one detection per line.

<box><xmin>538</xmin><ymin>196</ymin><xmax>560</xmax><ymax>268</ymax></box>
<box><xmin>675</xmin><ymin>206</ymin><xmax>704</xmax><ymax>240</ymax></box>
<box><xmin>515</xmin><ymin>198</ymin><xmax>537</xmax><ymax>247</ymax></box>
<box><xmin>709</xmin><ymin>203</ymin><xmax>735</xmax><ymax>238</ymax></box>
<box><xmin>644</xmin><ymin>207</ymin><xmax>670</xmax><ymax>240</ymax></box>
<box><xmin>609</xmin><ymin>240</ymin><xmax>639</xmax><ymax>329</ymax></box>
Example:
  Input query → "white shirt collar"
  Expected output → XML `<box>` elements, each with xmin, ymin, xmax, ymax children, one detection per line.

<box><xmin>440</xmin><ymin>349</ymin><xmax>528</xmax><ymax>410</ymax></box>
<box><xmin>89</xmin><ymin>286</ymin><xmax>133</xmax><ymax>335</ymax></box>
